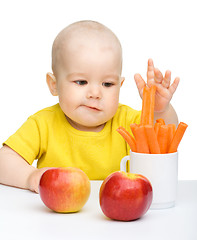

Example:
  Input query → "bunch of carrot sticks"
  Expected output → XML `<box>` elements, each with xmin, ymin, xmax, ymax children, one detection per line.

<box><xmin>117</xmin><ymin>85</ymin><xmax>188</xmax><ymax>154</ymax></box>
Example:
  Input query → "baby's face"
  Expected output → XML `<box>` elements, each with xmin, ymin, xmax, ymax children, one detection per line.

<box><xmin>54</xmin><ymin>35</ymin><xmax>123</xmax><ymax>132</ymax></box>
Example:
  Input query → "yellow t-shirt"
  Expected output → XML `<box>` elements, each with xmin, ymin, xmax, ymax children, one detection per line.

<box><xmin>3</xmin><ymin>103</ymin><xmax>141</xmax><ymax>180</ymax></box>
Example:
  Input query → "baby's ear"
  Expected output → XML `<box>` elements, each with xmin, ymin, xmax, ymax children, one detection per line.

<box><xmin>46</xmin><ymin>72</ymin><xmax>58</xmax><ymax>96</ymax></box>
<box><xmin>121</xmin><ymin>77</ymin><xmax>125</xmax><ymax>87</ymax></box>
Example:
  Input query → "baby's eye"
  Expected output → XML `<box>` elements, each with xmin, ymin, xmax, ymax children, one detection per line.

<box><xmin>74</xmin><ymin>80</ymin><xmax>87</xmax><ymax>85</ymax></box>
<box><xmin>102</xmin><ymin>82</ymin><xmax>114</xmax><ymax>87</ymax></box>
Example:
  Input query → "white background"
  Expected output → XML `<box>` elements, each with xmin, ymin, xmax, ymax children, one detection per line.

<box><xmin>0</xmin><ymin>0</ymin><xmax>196</xmax><ymax>180</ymax></box>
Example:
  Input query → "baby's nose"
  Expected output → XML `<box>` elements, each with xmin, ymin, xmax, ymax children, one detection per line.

<box><xmin>87</xmin><ymin>84</ymin><xmax>102</xmax><ymax>99</ymax></box>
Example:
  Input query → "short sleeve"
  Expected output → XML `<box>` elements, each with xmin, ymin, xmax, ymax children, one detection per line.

<box><xmin>3</xmin><ymin>117</ymin><xmax>41</xmax><ymax>165</ymax></box>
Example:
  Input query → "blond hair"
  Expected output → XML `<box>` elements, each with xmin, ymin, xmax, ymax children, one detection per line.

<box><xmin>51</xmin><ymin>20</ymin><xmax>122</xmax><ymax>77</ymax></box>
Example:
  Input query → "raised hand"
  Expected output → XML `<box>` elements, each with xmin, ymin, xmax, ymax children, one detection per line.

<box><xmin>134</xmin><ymin>59</ymin><xmax>180</xmax><ymax>112</ymax></box>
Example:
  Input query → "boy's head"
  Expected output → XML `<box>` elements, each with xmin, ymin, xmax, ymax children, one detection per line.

<box><xmin>47</xmin><ymin>20</ymin><xmax>124</xmax><ymax>132</ymax></box>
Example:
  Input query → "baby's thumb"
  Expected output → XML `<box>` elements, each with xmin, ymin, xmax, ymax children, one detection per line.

<box><xmin>134</xmin><ymin>73</ymin><xmax>146</xmax><ymax>99</ymax></box>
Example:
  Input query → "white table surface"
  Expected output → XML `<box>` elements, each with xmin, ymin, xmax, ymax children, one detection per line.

<box><xmin>1</xmin><ymin>180</ymin><xmax>197</xmax><ymax>240</ymax></box>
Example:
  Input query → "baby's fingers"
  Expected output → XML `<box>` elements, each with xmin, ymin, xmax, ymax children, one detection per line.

<box><xmin>162</xmin><ymin>70</ymin><xmax>171</xmax><ymax>88</ymax></box>
<box><xmin>134</xmin><ymin>73</ymin><xmax>146</xmax><ymax>98</ymax></box>
<box><xmin>154</xmin><ymin>68</ymin><xmax>163</xmax><ymax>83</ymax></box>
<box><xmin>147</xmin><ymin>58</ymin><xmax>154</xmax><ymax>83</ymax></box>
<box><xmin>169</xmin><ymin>77</ymin><xmax>180</xmax><ymax>95</ymax></box>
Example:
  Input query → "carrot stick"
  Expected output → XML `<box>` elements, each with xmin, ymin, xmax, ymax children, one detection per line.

<box><xmin>172</xmin><ymin>124</ymin><xmax>176</xmax><ymax>135</ymax></box>
<box><xmin>141</xmin><ymin>85</ymin><xmax>156</xmax><ymax>126</ymax></box>
<box><xmin>168</xmin><ymin>122</ymin><xmax>188</xmax><ymax>153</ymax></box>
<box><xmin>116</xmin><ymin>127</ymin><xmax>137</xmax><ymax>152</ymax></box>
<box><xmin>156</xmin><ymin>118</ymin><xmax>165</xmax><ymax>125</ymax></box>
<box><xmin>133</xmin><ymin>126</ymin><xmax>149</xmax><ymax>153</ymax></box>
<box><xmin>167</xmin><ymin>124</ymin><xmax>176</xmax><ymax>152</ymax></box>
<box><xmin>157</xmin><ymin>125</ymin><xmax>169</xmax><ymax>153</ymax></box>
<box><xmin>141</xmin><ymin>86</ymin><xmax>150</xmax><ymax>125</ymax></box>
<box><xmin>148</xmin><ymin>85</ymin><xmax>156</xmax><ymax>126</ymax></box>
<box><xmin>130</xmin><ymin>123</ymin><xmax>137</xmax><ymax>135</ymax></box>
<box><xmin>145</xmin><ymin>125</ymin><xmax>160</xmax><ymax>154</ymax></box>
<box><xmin>154</xmin><ymin>122</ymin><xmax>162</xmax><ymax>137</ymax></box>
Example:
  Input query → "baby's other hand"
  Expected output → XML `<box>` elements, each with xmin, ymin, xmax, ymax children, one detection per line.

<box><xmin>134</xmin><ymin>59</ymin><xmax>180</xmax><ymax>112</ymax></box>
<box><xmin>27</xmin><ymin>167</ymin><xmax>52</xmax><ymax>193</ymax></box>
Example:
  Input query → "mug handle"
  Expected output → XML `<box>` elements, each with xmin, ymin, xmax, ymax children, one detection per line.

<box><xmin>120</xmin><ymin>155</ymin><xmax>130</xmax><ymax>172</ymax></box>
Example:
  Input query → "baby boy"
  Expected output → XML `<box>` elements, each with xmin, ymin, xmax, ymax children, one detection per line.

<box><xmin>0</xmin><ymin>20</ymin><xmax>180</xmax><ymax>193</ymax></box>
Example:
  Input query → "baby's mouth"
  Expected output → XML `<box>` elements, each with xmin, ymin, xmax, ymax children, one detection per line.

<box><xmin>82</xmin><ymin>105</ymin><xmax>101</xmax><ymax>111</ymax></box>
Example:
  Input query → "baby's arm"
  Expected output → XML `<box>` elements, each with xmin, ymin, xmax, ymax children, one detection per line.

<box><xmin>0</xmin><ymin>145</ymin><xmax>49</xmax><ymax>193</ymax></box>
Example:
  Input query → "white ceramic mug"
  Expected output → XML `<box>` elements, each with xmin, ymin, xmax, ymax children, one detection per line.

<box><xmin>120</xmin><ymin>151</ymin><xmax>178</xmax><ymax>209</ymax></box>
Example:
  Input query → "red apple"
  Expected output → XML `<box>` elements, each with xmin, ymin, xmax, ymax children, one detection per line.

<box><xmin>99</xmin><ymin>171</ymin><xmax>153</xmax><ymax>221</ymax></box>
<box><xmin>39</xmin><ymin>167</ymin><xmax>90</xmax><ymax>213</ymax></box>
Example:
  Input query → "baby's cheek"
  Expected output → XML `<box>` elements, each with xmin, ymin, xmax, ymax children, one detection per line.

<box><xmin>106</xmin><ymin>95</ymin><xmax>119</xmax><ymax>114</ymax></box>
